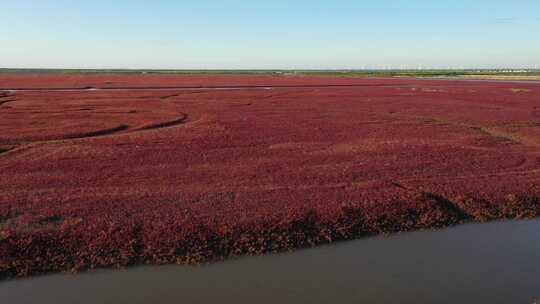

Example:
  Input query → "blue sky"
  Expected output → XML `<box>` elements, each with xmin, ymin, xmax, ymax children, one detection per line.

<box><xmin>1</xmin><ymin>0</ymin><xmax>540</xmax><ymax>69</ymax></box>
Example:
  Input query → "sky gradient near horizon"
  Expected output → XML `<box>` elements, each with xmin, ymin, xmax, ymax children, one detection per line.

<box><xmin>2</xmin><ymin>0</ymin><xmax>540</xmax><ymax>69</ymax></box>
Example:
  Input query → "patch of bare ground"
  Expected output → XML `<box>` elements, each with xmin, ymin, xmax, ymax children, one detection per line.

<box><xmin>510</xmin><ymin>88</ymin><xmax>531</xmax><ymax>93</ymax></box>
<box><xmin>457</xmin><ymin>75</ymin><xmax>540</xmax><ymax>81</ymax></box>
<box><xmin>421</xmin><ymin>88</ymin><xmax>445</xmax><ymax>93</ymax></box>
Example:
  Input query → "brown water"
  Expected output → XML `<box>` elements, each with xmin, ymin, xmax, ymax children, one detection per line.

<box><xmin>1</xmin><ymin>219</ymin><xmax>539</xmax><ymax>304</ymax></box>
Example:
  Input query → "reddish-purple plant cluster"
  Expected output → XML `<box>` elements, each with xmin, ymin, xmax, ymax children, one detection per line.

<box><xmin>1</xmin><ymin>74</ymin><xmax>540</xmax><ymax>279</ymax></box>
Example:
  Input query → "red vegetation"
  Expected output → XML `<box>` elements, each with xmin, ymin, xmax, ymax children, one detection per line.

<box><xmin>1</xmin><ymin>74</ymin><xmax>540</xmax><ymax>278</ymax></box>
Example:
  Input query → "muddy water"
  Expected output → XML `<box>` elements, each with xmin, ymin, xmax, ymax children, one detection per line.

<box><xmin>1</xmin><ymin>219</ymin><xmax>539</xmax><ymax>304</ymax></box>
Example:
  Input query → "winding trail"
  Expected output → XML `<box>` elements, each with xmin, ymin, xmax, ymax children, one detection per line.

<box><xmin>0</xmin><ymin>94</ymin><xmax>192</xmax><ymax>162</ymax></box>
